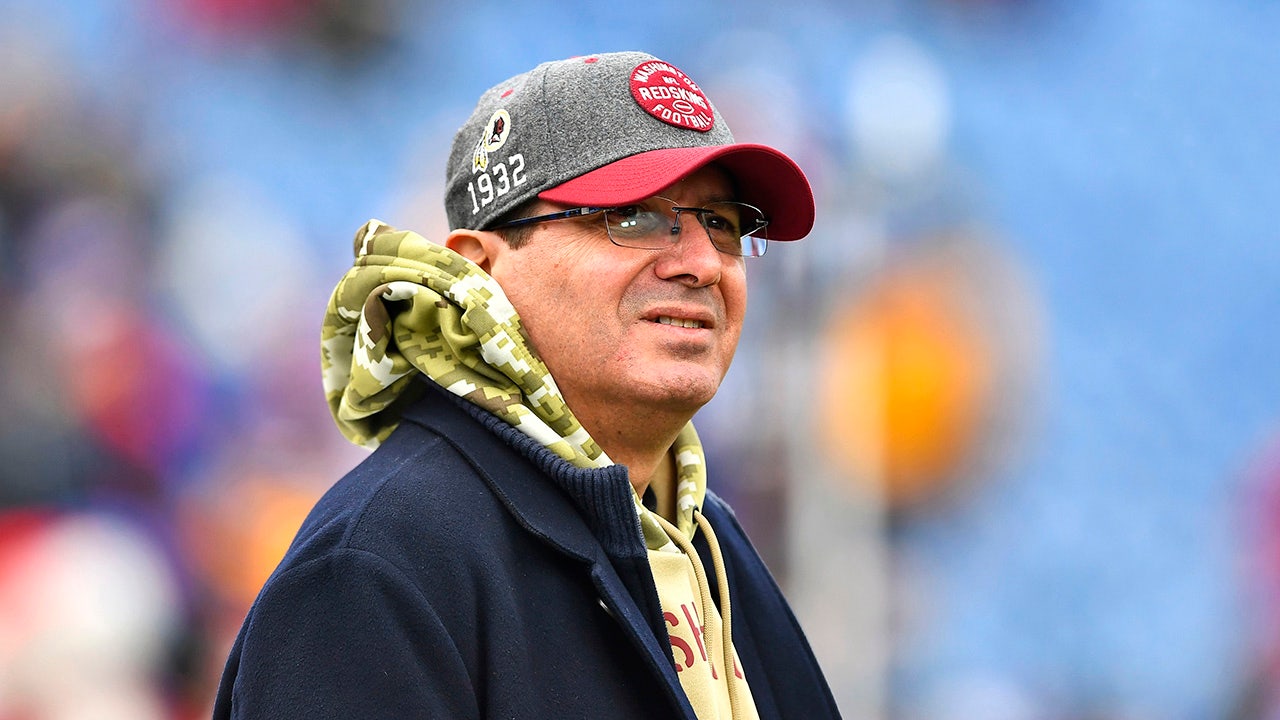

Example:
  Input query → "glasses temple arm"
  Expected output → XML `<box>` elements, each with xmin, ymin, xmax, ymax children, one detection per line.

<box><xmin>490</xmin><ymin>206</ymin><xmax>606</xmax><ymax>230</ymax></box>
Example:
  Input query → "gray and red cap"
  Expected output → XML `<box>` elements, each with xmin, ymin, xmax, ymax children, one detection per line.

<box><xmin>444</xmin><ymin>51</ymin><xmax>814</xmax><ymax>242</ymax></box>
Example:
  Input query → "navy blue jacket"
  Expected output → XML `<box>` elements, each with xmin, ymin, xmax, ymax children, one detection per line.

<box><xmin>214</xmin><ymin>385</ymin><xmax>840</xmax><ymax>719</ymax></box>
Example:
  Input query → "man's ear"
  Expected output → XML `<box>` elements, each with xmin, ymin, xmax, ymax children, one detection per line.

<box><xmin>445</xmin><ymin>228</ymin><xmax>507</xmax><ymax>274</ymax></box>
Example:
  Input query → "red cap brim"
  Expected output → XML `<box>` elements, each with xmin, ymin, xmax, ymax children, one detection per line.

<box><xmin>537</xmin><ymin>144</ymin><xmax>814</xmax><ymax>241</ymax></box>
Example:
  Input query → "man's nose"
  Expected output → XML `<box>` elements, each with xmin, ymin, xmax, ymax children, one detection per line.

<box><xmin>652</xmin><ymin>212</ymin><xmax>725</xmax><ymax>287</ymax></box>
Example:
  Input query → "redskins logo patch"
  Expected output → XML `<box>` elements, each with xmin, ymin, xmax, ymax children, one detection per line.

<box><xmin>473</xmin><ymin>108</ymin><xmax>512</xmax><ymax>173</ymax></box>
<box><xmin>629</xmin><ymin>60</ymin><xmax>714</xmax><ymax>132</ymax></box>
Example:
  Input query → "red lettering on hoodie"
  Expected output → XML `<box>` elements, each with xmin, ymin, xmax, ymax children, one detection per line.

<box><xmin>664</xmin><ymin>611</ymin><xmax>695</xmax><ymax>671</ymax></box>
<box><xmin>682</xmin><ymin>603</ymin><xmax>716</xmax><ymax>680</ymax></box>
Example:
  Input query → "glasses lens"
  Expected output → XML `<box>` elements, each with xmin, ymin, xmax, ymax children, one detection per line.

<box><xmin>738</xmin><ymin>233</ymin><xmax>768</xmax><ymax>258</ymax></box>
<box><xmin>602</xmin><ymin>199</ymin><xmax>770</xmax><ymax>257</ymax></box>
<box><xmin>704</xmin><ymin>201</ymin><xmax>769</xmax><ymax>258</ymax></box>
<box><xmin>604</xmin><ymin>204</ymin><xmax>669</xmax><ymax>248</ymax></box>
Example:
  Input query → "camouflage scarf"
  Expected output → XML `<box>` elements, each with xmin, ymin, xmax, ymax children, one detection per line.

<box><xmin>321</xmin><ymin>220</ymin><xmax>706</xmax><ymax>546</ymax></box>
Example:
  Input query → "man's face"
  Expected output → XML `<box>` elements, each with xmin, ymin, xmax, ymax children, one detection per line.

<box><xmin>487</xmin><ymin>165</ymin><xmax>748</xmax><ymax>424</ymax></box>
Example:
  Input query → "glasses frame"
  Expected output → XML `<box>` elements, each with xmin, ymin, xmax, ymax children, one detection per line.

<box><xmin>488</xmin><ymin>196</ymin><xmax>771</xmax><ymax>258</ymax></box>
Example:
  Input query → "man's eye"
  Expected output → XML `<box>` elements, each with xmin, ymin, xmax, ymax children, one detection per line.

<box><xmin>608</xmin><ymin>205</ymin><xmax>645</xmax><ymax>219</ymax></box>
<box><xmin>704</xmin><ymin>210</ymin><xmax>747</xmax><ymax>236</ymax></box>
<box><xmin>607</xmin><ymin>206</ymin><xmax>662</xmax><ymax>235</ymax></box>
<box><xmin>703</xmin><ymin>214</ymin><xmax>733</xmax><ymax>231</ymax></box>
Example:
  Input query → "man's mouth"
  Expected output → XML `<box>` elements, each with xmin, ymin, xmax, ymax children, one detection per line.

<box><xmin>654</xmin><ymin>315</ymin><xmax>705</xmax><ymax>329</ymax></box>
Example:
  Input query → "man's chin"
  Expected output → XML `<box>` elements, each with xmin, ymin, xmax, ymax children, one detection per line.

<box><xmin>634</xmin><ymin>369</ymin><xmax>724</xmax><ymax>412</ymax></box>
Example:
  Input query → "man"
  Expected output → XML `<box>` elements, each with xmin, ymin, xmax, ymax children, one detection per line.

<box><xmin>213</xmin><ymin>51</ymin><xmax>840</xmax><ymax>719</ymax></box>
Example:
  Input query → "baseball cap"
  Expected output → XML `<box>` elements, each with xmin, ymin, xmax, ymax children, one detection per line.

<box><xmin>444</xmin><ymin>51</ymin><xmax>814</xmax><ymax>242</ymax></box>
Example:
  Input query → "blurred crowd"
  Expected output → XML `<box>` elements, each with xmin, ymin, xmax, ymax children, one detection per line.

<box><xmin>0</xmin><ymin>1</ymin><xmax>389</xmax><ymax>715</ymax></box>
<box><xmin>1</xmin><ymin>0</ymin><xmax>1278</xmax><ymax>718</ymax></box>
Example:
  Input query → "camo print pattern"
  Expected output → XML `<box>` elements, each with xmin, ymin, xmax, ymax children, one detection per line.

<box><xmin>321</xmin><ymin>219</ymin><xmax>707</xmax><ymax>549</ymax></box>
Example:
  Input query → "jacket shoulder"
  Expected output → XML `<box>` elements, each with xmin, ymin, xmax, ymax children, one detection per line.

<box><xmin>285</xmin><ymin>416</ymin><xmax>519</xmax><ymax>572</ymax></box>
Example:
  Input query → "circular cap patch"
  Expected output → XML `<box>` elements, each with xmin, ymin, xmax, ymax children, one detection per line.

<box><xmin>629</xmin><ymin>60</ymin><xmax>715</xmax><ymax>132</ymax></box>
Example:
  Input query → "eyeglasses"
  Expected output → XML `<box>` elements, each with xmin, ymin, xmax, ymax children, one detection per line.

<box><xmin>489</xmin><ymin>196</ymin><xmax>771</xmax><ymax>258</ymax></box>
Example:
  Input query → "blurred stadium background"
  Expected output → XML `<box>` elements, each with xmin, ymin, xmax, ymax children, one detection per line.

<box><xmin>1</xmin><ymin>0</ymin><xmax>1277</xmax><ymax>718</ymax></box>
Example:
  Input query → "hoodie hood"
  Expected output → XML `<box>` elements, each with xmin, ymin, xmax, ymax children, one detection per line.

<box><xmin>320</xmin><ymin>219</ymin><xmax>607</xmax><ymax>465</ymax></box>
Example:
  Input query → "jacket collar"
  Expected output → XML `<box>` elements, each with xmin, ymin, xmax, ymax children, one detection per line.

<box><xmin>399</xmin><ymin>383</ymin><xmax>641</xmax><ymax>558</ymax></box>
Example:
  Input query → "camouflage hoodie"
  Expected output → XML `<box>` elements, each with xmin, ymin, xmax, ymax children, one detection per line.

<box><xmin>322</xmin><ymin>220</ymin><xmax>757</xmax><ymax>719</ymax></box>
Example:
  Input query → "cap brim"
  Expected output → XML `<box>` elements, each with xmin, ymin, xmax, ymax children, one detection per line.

<box><xmin>537</xmin><ymin>144</ymin><xmax>814</xmax><ymax>241</ymax></box>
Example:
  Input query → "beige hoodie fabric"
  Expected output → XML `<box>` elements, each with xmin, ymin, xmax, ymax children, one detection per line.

<box><xmin>321</xmin><ymin>220</ymin><xmax>758</xmax><ymax>719</ymax></box>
